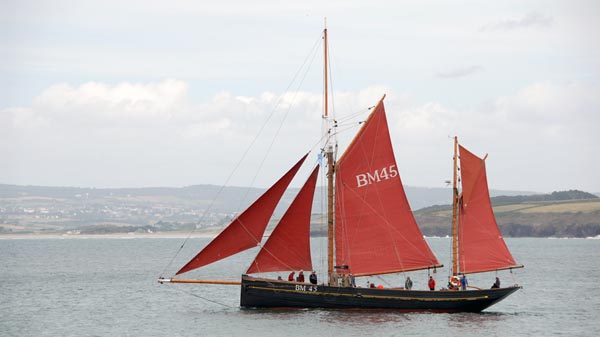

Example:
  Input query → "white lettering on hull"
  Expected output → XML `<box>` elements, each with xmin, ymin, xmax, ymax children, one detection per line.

<box><xmin>295</xmin><ymin>285</ymin><xmax>318</xmax><ymax>292</ymax></box>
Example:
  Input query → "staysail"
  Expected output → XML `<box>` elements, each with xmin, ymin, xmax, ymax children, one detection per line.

<box><xmin>246</xmin><ymin>165</ymin><xmax>319</xmax><ymax>274</ymax></box>
<box><xmin>458</xmin><ymin>145</ymin><xmax>522</xmax><ymax>274</ymax></box>
<box><xmin>176</xmin><ymin>153</ymin><xmax>309</xmax><ymax>275</ymax></box>
<box><xmin>334</xmin><ymin>98</ymin><xmax>441</xmax><ymax>276</ymax></box>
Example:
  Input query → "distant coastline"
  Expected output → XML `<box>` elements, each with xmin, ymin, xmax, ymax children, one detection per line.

<box><xmin>2</xmin><ymin>184</ymin><xmax>599</xmax><ymax>239</ymax></box>
<box><xmin>2</xmin><ymin>232</ymin><xmax>600</xmax><ymax>240</ymax></box>
<box><xmin>0</xmin><ymin>231</ymin><xmax>215</xmax><ymax>240</ymax></box>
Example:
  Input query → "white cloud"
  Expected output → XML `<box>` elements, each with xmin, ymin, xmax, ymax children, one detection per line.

<box><xmin>387</xmin><ymin>81</ymin><xmax>600</xmax><ymax>192</ymax></box>
<box><xmin>1</xmin><ymin>79</ymin><xmax>599</xmax><ymax>192</ymax></box>
<box><xmin>0</xmin><ymin>79</ymin><xmax>380</xmax><ymax>188</ymax></box>
<box><xmin>435</xmin><ymin>66</ymin><xmax>484</xmax><ymax>79</ymax></box>
<box><xmin>480</xmin><ymin>12</ymin><xmax>554</xmax><ymax>32</ymax></box>
<box><xmin>10</xmin><ymin>80</ymin><xmax>188</xmax><ymax>129</ymax></box>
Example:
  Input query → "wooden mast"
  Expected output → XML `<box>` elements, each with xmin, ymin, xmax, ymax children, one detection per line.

<box><xmin>451</xmin><ymin>136</ymin><xmax>459</xmax><ymax>276</ymax></box>
<box><xmin>323</xmin><ymin>25</ymin><xmax>335</xmax><ymax>286</ymax></box>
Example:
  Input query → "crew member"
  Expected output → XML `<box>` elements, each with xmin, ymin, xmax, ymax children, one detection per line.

<box><xmin>309</xmin><ymin>271</ymin><xmax>317</xmax><ymax>285</ymax></box>
<box><xmin>428</xmin><ymin>276</ymin><xmax>436</xmax><ymax>291</ymax></box>
<box><xmin>491</xmin><ymin>277</ymin><xmax>500</xmax><ymax>289</ymax></box>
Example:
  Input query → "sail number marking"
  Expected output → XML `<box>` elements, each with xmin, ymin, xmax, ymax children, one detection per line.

<box><xmin>295</xmin><ymin>285</ymin><xmax>318</xmax><ymax>292</ymax></box>
<box><xmin>356</xmin><ymin>165</ymin><xmax>398</xmax><ymax>188</ymax></box>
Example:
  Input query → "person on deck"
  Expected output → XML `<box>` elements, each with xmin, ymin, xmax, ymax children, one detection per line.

<box><xmin>309</xmin><ymin>271</ymin><xmax>317</xmax><ymax>285</ymax></box>
<box><xmin>491</xmin><ymin>277</ymin><xmax>500</xmax><ymax>289</ymax></box>
<box><xmin>342</xmin><ymin>274</ymin><xmax>350</xmax><ymax>287</ymax></box>
<box><xmin>428</xmin><ymin>276</ymin><xmax>436</xmax><ymax>291</ymax></box>
<box><xmin>331</xmin><ymin>272</ymin><xmax>339</xmax><ymax>286</ymax></box>
<box><xmin>448</xmin><ymin>275</ymin><xmax>460</xmax><ymax>290</ymax></box>
<box><xmin>405</xmin><ymin>276</ymin><xmax>413</xmax><ymax>290</ymax></box>
<box><xmin>288</xmin><ymin>271</ymin><xmax>295</xmax><ymax>282</ymax></box>
<box><xmin>296</xmin><ymin>270</ymin><xmax>305</xmax><ymax>282</ymax></box>
<box><xmin>461</xmin><ymin>274</ymin><xmax>468</xmax><ymax>290</ymax></box>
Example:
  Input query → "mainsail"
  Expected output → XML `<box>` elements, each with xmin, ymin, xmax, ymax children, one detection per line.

<box><xmin>334</xmin><ymin>99</ymin><xmax>441</xmax><ymax>276</ymax></box>
<box><xmin>246</xmin><ymin>165</ymin><xmax>319</xmax><ymax>274</ymax></box>
<box><xmin>458</xmin><ymin>145</ymin><xmax>521</xmax><ymax>274</ymax></box>
<box><xmin>176</xmin><ymin>153</ymin><xmax>309</xmax><ymax>275</ymax></box>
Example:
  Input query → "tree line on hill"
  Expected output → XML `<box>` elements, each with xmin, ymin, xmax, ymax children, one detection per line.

<box><xmin>490</xmin><ymin>190</ymin><xmax>597</xmax><ymax>205</ymax></box>
<box><xmin>2</xmin><ymin>184</ymin><xmax>598</xmax><ymax>238</ymax></box>
<box><xmin>415</xmin><ymin>190</ymin><xmax>600</xmax><ymax>238</ymax></box>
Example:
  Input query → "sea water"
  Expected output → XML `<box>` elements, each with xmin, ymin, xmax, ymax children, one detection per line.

<box><xmin>1</xmin><ymin>237</ymin><xmax>599</xmax><ymax>337</ymax></box>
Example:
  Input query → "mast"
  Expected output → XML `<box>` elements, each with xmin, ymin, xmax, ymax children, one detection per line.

<box><xmin>324</xmin><ymin>25</ymin><xmax>329</xmax><ymax>120</ymax></box>
<box><xmin>451</xmin><ymin>136</ymin><xmax>459</xmax><ymax>276</ymax></box>
<box><xmin>327</xmin><ymin>148</ymin><xmax>334</xmax><ymax>284</ymax></box>
<box><xmin>323</xmin><ymin>24</ymin><xmax>335</xmax><ymax>286</ymax></box>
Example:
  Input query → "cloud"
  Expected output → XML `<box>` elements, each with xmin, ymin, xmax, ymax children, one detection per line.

<box><xmin>1</xmin><ymin>79</ymin><xmax>598</xmax><ymax>192</ymax></box>
<box><xmin>480</xmin><ymin>12</ymin><xmax>554</xmax><ymax>31</ymax></box>
<box><xmin>435</xmin><ymin>65</ymin><xmax>484</xmax><ymax>79</ymax></box>
<box><xmin>390</xmin><ymin>82</ymin><xmax>599</xmax><ymax>152</ymax></box>
<box><xmin>8</xmin><ymin>79</ymin><xmax>188</xmax><ymax>128</ymax></box>
<box><xmin>0</xmin><ymin>79</ymin><xmax>387</xmax><ymax>187</ymax></box>
<box><xmin>388</xmin><ymin>81</ymin><xmax>600</xmax><ymax>192</ymax></box>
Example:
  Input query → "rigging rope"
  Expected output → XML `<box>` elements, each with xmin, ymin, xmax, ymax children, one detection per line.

<box><xmin>374</xmin><ymin>275</ymin><xmax>393</xmax><ymax>288</ymax></box>
<box><xmin>237</xmin><ymin>31</ymin><xmax>323</xmax><ymax>209</ymax></box>
<box><xmin>335</xmin><ymin>107</ymin><xmax>370</xmax><ymax>124</ymax></box>
<box><xmin>249</xmin><ymin>160</ymin><xmax>321</xmax><ymax>274</ymax></box>
<box><xmin>229</xmin><ymin>35</ymin><xmax>324</xmax><ymax>274</ymax></box>
<box><xmin>164</xmin><ymin>285</ymin><xmax>236</xmax><ymax>308</ymax></box>
<box><xmin>509</xmin><ymin>268</ymin><xmax>518</xmax><ymax>286</ymax></box>
<box><xmin>159</xmin><ymin>31</ymin><xmax>324</xmax><ymax>278</ymax></box>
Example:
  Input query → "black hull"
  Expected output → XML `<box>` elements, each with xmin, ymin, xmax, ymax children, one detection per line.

<box><xmin>240</xmin><ymin>275</ymin><xmax>520</xmax><ymax>312</ymax></box>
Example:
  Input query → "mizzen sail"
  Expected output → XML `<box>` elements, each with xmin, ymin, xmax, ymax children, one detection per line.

<box><xmin>246</xmin><ymin>165</ymin><xmax>319</xmax><ymax>274</ymax></box>
<box><xmin>176</xmin><ymin>153</ymin><xmax>309</xmax><ymax>275</ymax></box>
<box><xmin>458</xmin><ymin>145</ymin><xmax>522</xmax><ymax>274</ymax></box>
<box><xmin>334</xmin><ymin>98</ymin><xmax>441</xmax><ymax>276</ymax></box>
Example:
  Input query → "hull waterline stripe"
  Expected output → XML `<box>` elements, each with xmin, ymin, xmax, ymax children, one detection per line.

<box><xmin>247</xmin><ymin>286</ymin><xmax>491</xmax><ymax>302</ymax></box>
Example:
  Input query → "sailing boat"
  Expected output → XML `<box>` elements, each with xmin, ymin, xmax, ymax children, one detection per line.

<box><xmin>159</xmin><ymin>28</ymin><xmax>523</xmax><ymax>312</ymax></box>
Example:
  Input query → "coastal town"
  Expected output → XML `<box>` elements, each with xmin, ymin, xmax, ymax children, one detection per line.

<box><xmin>0</xmin><ymin>185</ymin><xmax>233</xmax><ymax>236</ymax></box>
<box><xmin>1</xmin><ymin>184</ymin><xmax>598</xmax><ymax>238</ymax></box>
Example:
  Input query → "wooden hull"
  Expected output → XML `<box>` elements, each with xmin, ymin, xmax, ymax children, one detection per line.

<box><xmin>240</xmin><ymin>275</ymin><xmax>520</xmax><ymax>312</ymax></box>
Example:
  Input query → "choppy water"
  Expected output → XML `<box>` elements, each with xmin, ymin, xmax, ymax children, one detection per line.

<box><xmin>1</xmin><ymin>237</ymin><xmax>599</xmax><ymax>337</ymax></box>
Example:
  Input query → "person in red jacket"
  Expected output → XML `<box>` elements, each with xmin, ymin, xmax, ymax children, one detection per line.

<box><xmin>428</xmin><ymin>276</ymin><xmax>436</xmax><ymax>291</ymax></box>
<box><xmin>296</xmin><ymin>270</ymin><xmax>305</xmax><ymax>282</ymax></box>
<box><xmin>288</xmin><ymin>271</ymin><xmax>295</xmax><ymax>281</ymax></box>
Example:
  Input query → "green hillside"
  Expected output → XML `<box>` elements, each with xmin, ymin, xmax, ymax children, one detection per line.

<box><xmin>2</xmin><ymin>185</ymin><xmax>598</xmax><ymax>238</ymax></box>
<box><xmin>415</xmin><ymin>191</ymin><xmax>600</xmax><ymax>238</ymax></box>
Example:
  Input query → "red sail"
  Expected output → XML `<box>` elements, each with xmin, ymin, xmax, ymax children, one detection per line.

<box><xmin>176</xmin><ymin>154</ymin><xmax>309</xmax><ymax>275</ymax></box>
<box><xmin>458</xmin><ymin>145</ymin><xmax>521</xmax><ymax>274</ymax></box>
<box><xmin>334</xmin><ymin>99</ymin><xmax>441</xmax><ymax>276</ymax></box>
<box><xmin>246</xmin><ymin>165</ymin><xmax>319</xmax><ymax>274</ymax></box>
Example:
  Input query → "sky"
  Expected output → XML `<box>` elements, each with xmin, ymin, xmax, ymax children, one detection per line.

<box><xmin>1</xmin><ymin>0</ymin><xmax>599</xmax><ymax>193</ymax></box>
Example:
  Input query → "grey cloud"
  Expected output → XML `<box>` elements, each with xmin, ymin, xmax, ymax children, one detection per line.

<box><xmin>480</xmin><ymin>12</ymin><xmax>553</xmax><ymax>31</ymax></box>
<box><xmin>435</xmin><ymin>65</ymin><xmax>484</xmax><ymax>79</ymax></box>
